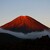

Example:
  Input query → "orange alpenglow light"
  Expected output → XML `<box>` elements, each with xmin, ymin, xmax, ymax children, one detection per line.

<box><xmin>1</xmin><ymin>15</ymin><xmax>49</xmax><ymax>33</ymax></box>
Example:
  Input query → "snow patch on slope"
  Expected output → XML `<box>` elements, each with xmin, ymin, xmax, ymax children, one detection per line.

<box><xmin>0</xmin><ymin>28</ymin><xmax>50</xmax><ymax>39</ymax></box>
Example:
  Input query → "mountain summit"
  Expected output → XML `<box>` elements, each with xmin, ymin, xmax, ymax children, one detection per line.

<box><xmin>1</xmin><ymin>16</ymin><xmax>49</xmax><ymax>33</ymax></box>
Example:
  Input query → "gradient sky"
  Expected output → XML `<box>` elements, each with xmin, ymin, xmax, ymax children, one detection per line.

<box><xmin>0</xmin><ymin>0</ymin><xmax>50</xmax><ymax>27</ymax></box>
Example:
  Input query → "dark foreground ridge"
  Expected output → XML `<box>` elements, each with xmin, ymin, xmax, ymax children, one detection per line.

<box><xmin>0</xmin><ymin>33</ymin><xmax>50</xmax><ymax>50</ymax></box>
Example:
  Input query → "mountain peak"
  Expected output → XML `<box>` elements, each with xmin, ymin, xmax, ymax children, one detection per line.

<box><xmin>18</xmin><ymin>15</ymin><xmax>27</xmax><ymax>18</ymax></box>
<box><xmin>16</xmin><ymin>15</ymin><xmax>32</xmax><ymax>21</ymax></box>
<box><xmin>1</xmin><ymin>15</ymin><xmax>49</xmax><ymax>33</ymax></box>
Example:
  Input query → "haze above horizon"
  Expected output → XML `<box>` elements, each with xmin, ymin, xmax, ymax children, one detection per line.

<box><xmin>0</xmin><ymin>0</ymin><xmax>50</xmax><ymax>28</ymax></box>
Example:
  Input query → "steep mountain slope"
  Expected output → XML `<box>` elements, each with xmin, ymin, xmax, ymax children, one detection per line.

<box><xmin>1</xmin><ymin>16</ymin><xmax>49</xmax><ymax>33</ymax></box>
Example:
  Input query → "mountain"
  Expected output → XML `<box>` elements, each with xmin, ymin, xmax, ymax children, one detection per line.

<box><xmin>0</xmin><ymin>16</ymin><xmax>50</xmax><ymax>50</ymax></box>
<box><xmin>1</xmin><ymin>16</ymin><xmax>49</xmax><ymax>33</ymax></box>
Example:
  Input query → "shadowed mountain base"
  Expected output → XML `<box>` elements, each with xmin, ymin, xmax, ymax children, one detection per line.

<box><xmin>0</xmin><ymin>33</ymin><xmax>50</xmax><ymax>50</ymax></box>
<box><xmin>9</xmin><ymin>27</ymin><xmax>44</xmax><ymax>33</ymax></box>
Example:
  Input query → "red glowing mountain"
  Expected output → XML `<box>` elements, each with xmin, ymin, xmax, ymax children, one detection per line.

<box><xmin>1</xmin><ymin>16</ymin><xmax>49</xmax><ymax>33</ymax></box>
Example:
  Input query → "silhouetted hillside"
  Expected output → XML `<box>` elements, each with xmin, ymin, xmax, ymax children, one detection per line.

<box><xmin>0</xmin><ymin>33</ymin><xmax>22</xmax><ymax>50</ymax></box>
<box><xmin>0</xmin><ymin>33</ymin><xmax>50</xmax><ymax>50</ymax></box>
